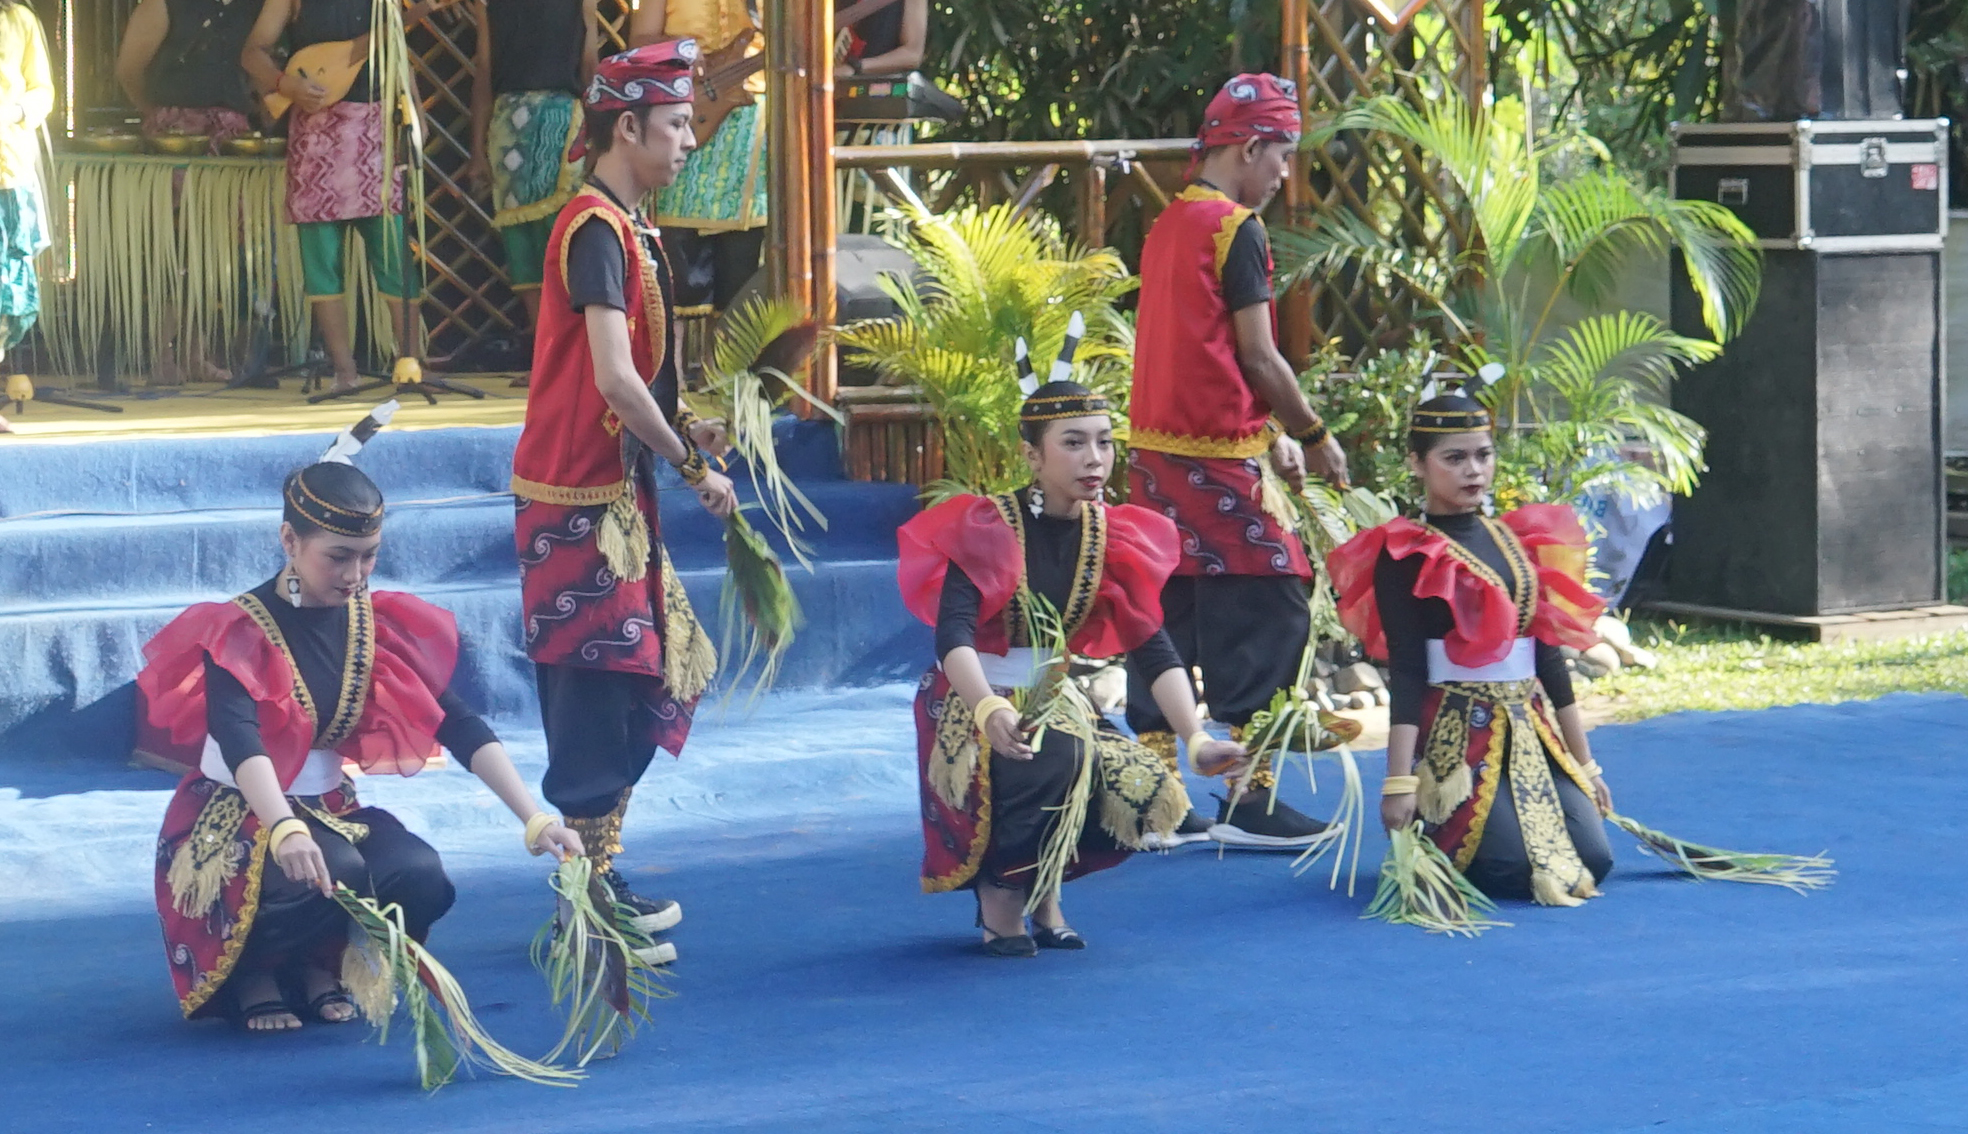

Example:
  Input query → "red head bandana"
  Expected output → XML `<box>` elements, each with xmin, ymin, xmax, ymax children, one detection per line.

<box><xmin>1189</xmin><ymin>72</ymin><xmax>1301</xmax><ymax>176</ymax></box>
<box><xmin>586</xmin><ymin>40</ymin><xmax>698</xmax><ymax>114</ymax></box>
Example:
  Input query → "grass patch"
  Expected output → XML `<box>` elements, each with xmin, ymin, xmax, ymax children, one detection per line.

<box><xmin>1950</xmin><ymin>547</ymin><xmax>1968</xmax><ymax>603</ymax></box>
<box><xmin>1584</xmin><ymin>618</ymin><xmax>1968</xmax><ymax>722</ymax></box>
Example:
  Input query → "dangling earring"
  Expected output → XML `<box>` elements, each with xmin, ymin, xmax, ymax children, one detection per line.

<box><xmin>285</xmin><ymin>566</ymin><xmax>302</xmax><ymax>608</ymax></box>
<box><xmin>1027</xmin><ymin>485</ymin><xmax>1045</xmax><ymax>517</ymax></box>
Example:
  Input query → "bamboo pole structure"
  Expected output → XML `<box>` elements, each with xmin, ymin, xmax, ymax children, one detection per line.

<box><xmin>765</xmin><ymin>0</ymin><xmax>811</xmax><ymax>320</ymax></box>
<box><xmin>1278</xmin><ymin>0</ymin><xmax>1315</xmax><ymax>366</ymax></box>
<box><xmin>804</xmin><ymin>0</ymin><xmax>837</xmax><ymax>405</ymax></box>
<box><xmin>832</xmin><ymin>138</ymin><xmax>1195</xmax><ymax>168</ymax></box>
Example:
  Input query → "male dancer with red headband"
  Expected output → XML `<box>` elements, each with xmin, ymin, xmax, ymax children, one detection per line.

<box><xmin>1126</xmin><ymin>73</ymin><xmax>1355</xmax><ymax>850</ymax></box>
<box><xmin>511</xmin><ymin>41</ymin><xmax>738</xmax><ymax>960</ymax></box>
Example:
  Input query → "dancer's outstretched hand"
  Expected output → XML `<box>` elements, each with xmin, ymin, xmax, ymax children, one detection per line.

<box><xmin>983</xmin><ymin>708</ymin><xmax>1033</xmax><ymax>760</ymax></box>
<box><xmin>275</xmin><ymin>831</ymin><xmax>335</xmax><ymax>896</ymax></box>
<box><xmin>1380</xmin><ymin>792</ymin><xmax>1417</xmax><ymax>833</ymax></box>
<box><xmin>1191</xmin><ymin>737</ymin><xmax>1249</xmax><ymax>779</ymax></box>
<box><xmin>687</xmin><ymin>417</ymin><xmax>731</xmax><ymax>459</ymax></box>
<box><xmin>1591</xmin><ymin>776</ymin><xmax>1613</xmax><ymax>817</ymax></box>
<box><xmin>534</xmin><ymin>823</ymin><xmax>585</xmax><ymax>862</ymax></box>
<box><xmin>693</xmin><ymin>469</ymin><xmax>738</xmax><ymax>518</ymax></box>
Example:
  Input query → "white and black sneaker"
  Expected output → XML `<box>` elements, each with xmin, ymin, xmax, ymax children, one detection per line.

<box><xmin>598</xmin><ymin>866</ymin><xmax>684</xmax><ymax>935</ymax></box>
<box><xmin>1141</xmin><ymin>809</ymin><xmax>1217</xmax><ymax>851</ymax></box>
<box><xmin>1209</xmin><ymin>792</ymin><xmax>1346</xmax><ymax>850</ymax></box>
<box><xmin>633</xmin><ymin>940</ymin><xmax>678</xmax><ymax>966</ymax></box>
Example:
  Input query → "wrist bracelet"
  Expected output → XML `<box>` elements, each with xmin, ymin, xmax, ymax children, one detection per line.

<box><xmin>1381</xmin><ymin>774</ymin><xmax>1420</xmax><ymax>797</ymax></box>
<box><xmin>268</xmin><ymin>816</ymin><xmax>310</xmax><ymax>852</ymax></box>
<box><xmin>1291</xmin><ymin>421</ymin><xmax>1330</xmax><ymax>447</ymax></box>
<box><xmin>523</xmin><ymin>812</ymin><xmax>559</xmax><ymax>855</ymax></box>
<box><xmin>674</xmin><ymin>445</ymin><xmax>710</xmax><ymax>486</ymax></box>
<box><xmin>1577</xmin><ymin>760</ymin><xmax>1605</xmax><ymax>779</ymax></box>
<box><xmin>1184</xmin><ymin>730</ymin><xmax>1215</xmax><ymax>755</ymax></box>
<box><xmin>673</xmin><ymin>405</ymin><xmax>701</xmax><ymax>434</ymax></box>
<box><xmin>971</xmin><ymin>695</ymin><xmax>1016</xmax><ymax>743</ymax></box>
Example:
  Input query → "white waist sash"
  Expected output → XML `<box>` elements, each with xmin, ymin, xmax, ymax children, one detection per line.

<box><xmin>1426</xmin><ymin>637</ymin><xmax>1535</xmax><ymax>684</ymax></box>
<box><xmin>199</xmin><ymin>735</ymin><xmax>347</xmax><ymax>796</ymax></box>
<box><xmin>971</xmin><ymin>647</ymin><xmax>1039</xmax><ymax>691</ymax></box>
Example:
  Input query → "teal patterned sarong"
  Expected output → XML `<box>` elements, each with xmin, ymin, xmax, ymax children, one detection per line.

<box><xmin>0</xmin><ymin>184</ymin><xmax>47</xmax><ymax>350</ymax></box>
<box><xmin>489</xmin><ymin>89</ymin><xmax>584</xmax><ymax>230</ymax></box>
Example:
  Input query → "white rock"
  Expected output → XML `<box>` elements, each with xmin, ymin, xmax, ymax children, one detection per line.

<box><xmin>1084</xmin><ymin>666</ymin><xmax>1127</xmax><ymax>714</ymax></box>
<box><xmin>1595</xmin><ymin>614</ymin><xmax>1633</xmax><ymax>651</ymax></box>
<box><xmin>1313</xmin><ymin>689</ymin><xmax>1336</xmax><ymax>712</ymax></box>
<box><xmin>1333</xmin><ymin>662</ymin><xmax>1386</xmax><ymax>694</ymax></box>
<box><xmin>1573</xmin><ymin>658</ymin><xmax>1609</xmax><ymax>680</ymax></box>
<box><xmin>1623</xmin><ymin>645</ymin><xmax>1660</xmax><ymax>669</ymax></box>
<box><xmin>1313</xmin><ymin>655</ymin><xmax>1337</xmax><ymax>678</ymax></box>
<box><xmin>1372</xmin><ymin>687</ymin><xmax>1391</xmax><ymax>707</ymax></box>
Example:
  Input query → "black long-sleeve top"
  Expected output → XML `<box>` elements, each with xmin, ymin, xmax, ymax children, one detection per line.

<box><xmin>203</xmin><ymin>577</ymin><xmax>496</xmax><ymax>772</ymax></box>
<box><xmin>1374</xmin><ymin>511</ymin><xmax>1575</xmax><ymax>727</ymax></box>
<box><xmin>934</xmin><ymin>495</ymin><xmax>1183</xmax><ymax>681</ymax></box>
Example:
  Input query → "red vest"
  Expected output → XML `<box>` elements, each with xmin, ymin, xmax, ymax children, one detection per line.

<box><xmin>511</xmin><ymin>188</ymin><xmax>671</xmax><ymax>506</ymax></box>
<box><xmin>1129</xmin><ymin>184</ymin><xmax>1279</xmax><ymax>459</ymax></box>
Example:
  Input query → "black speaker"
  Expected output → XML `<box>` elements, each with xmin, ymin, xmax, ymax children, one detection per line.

<box><xmin>1729</xmin><ymin>0</ymin><xmax>1910</xmax><ymax>121</ymax></box>
<box><xmin>1669</xmin><ymin>249</ymin><xmax>1945</xmax><ymax>615</ymax></box>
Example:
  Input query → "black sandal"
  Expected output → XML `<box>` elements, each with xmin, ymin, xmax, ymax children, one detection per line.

<box><xmin>975</xmin><ymin>890</ymin><xmax>1037</xmax><ymax>958</ymax></box>
<box><xmin>306</xmin><ymin>987</ymin><xmax>358</xmax><ymax>1024</ymax></box>
<box><xmin>238</xmin><ymin>999</ymin><xmax>301</xmax><ymax>1032</ymax></box>
<box><xmin>1032</xmin><ymin>924</ymin><xmax>1086</xmax><ymax>950</ymax></box>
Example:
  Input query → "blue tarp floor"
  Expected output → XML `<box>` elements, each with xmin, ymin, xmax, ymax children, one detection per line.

<box><xmin>2</xmin><ymin>689</ymin><xmax>1962</xmax><ymax>1134</ymax></box>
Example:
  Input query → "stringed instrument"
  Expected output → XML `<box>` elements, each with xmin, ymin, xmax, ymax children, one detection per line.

<box><xmin>688</xmin><ymin>0</ymin><xmax>904</xmax><ymax>143</ymax></box>
<box><xmin>262</xmin><ymin>0</ymin><xmax>460</xmax><ymax>121</ymax></box>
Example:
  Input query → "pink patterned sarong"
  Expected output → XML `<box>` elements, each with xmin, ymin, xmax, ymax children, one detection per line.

<box><xmin>285</xmin><ymin>101</ymin><xmax>402</xmax><ymax>224</ymax></box>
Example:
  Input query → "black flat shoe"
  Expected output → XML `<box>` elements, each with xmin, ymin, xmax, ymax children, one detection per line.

<box><xmin>238</xmin><ymin>999</ymin><xmax>300</xmax><ymax>1033</ymax></box>
<box><xmin>1032</xmin><ymin>924</ymin><xmax>1086</xmax><ymax>950</ymax></box>
<box><xmin>981</xmin><ymin>930</ymin><xmax>1038</xmax><ymax>958</ymax></box>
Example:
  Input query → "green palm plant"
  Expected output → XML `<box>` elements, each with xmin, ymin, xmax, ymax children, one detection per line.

<box><xmin>833</xmin><ymin>204</ymin><xmax>1137</xmax><ymax>501</ymax></box>
<box><xmin>1273</xmin><ymin>89</ymin><xmax>1762</xmax><ymax>508</ymax></box>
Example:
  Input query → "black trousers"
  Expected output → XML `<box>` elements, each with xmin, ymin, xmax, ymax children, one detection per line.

<box><xmin>978</xmin><ymin>730</ymin><xmax>1119</xmax><ymax>888</ymax></box>
<box><xmin>1464</xmin><ymin>761</ymin><xmax>1616</xmax><ymax>900</ymax></box>
<box><xmin>239</xmin><ymin>807</ymin><xmax>454</xmax><ymax>980</ymax></box>
<box><xmin>1125</xmin><ymin>575</ymin><xmax>1311</xmax><ymax>733</ymax></box>
<box><xmin>660</xmin><ymin>226</ymin><xmax>765</xmax><ymax>311</ymax></box>
<box><xmin>536</xmin><ymin>663</ymin><xmax>665</xmax><ymax>819</ymax></box>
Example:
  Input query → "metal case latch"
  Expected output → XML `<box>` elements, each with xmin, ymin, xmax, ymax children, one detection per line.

<box><xmin>1859</xmin><ymin>137</ymin><xmax>1889</xmax><ymax>178</ymax></box>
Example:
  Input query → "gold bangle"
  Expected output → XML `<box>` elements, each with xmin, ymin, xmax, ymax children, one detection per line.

<box><xmin>267</xmin><ymin>816</ymin><xmax>310</xmax><ymax>852</ymax></box>
<box><xmin>1184</xmin><ymin>731</ymin><xmax>1214</xmax><ymax>755</ymax></box>
<box><xmin>1381</xmin><ymin>774</ymin><xmax>1420</xmax><ymax>797</ymax></box>
<box><xmin>971</xmin><ymin>695</ymin><xmax>1016</xmax><ymax>743</ymax></box>
<box><xmin>523</xmin><ymin>812</ymin><xmax>559</xmax><ymax>856</ymax></box>
<box><xmin>1577</xmin><ymin>760</ymin><xmax>1605</xmax><ymax>779</ymax></box>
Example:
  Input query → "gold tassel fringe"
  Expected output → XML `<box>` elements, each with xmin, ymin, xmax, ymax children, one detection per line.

<box><xmin>598</xmin><ymin>490</ymin><xmax>651</xmax><ymax>584</ymax></box>
<box><xmin>660</xmin><ymin>549</ymin><xmax>717</xmax><ymax>703</ymax></box>
<box><xmin>927</xmin><ymin>693</ymin><xmax>981</xmax><ymax>812</ymax></box>
<box><xmin>165</xmin><ymin>790</ymin><xmax>249</xmax><ymax>918</ymax></box>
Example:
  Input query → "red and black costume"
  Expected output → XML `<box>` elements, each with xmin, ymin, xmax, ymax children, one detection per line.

<box><xmin>511</xmin><ymin>42</ymin><xmax>716</xmax><ymax>862</ymax></box>
<box><xmin>143</xmin><ymin>576</ymin><xmax>487</xmax><ymax>1018</ymax></box>
<box><xmin>1329</xmin><ymin>504</ymin><xmax>1614</xmax><ymax>904</ymax></box>
<box><xmin>898</xmin><ymin>490</ymin><xmax>1191</xmax><ymax>893</ymax></box>
<box><xmin>1123</xmin><ymin>74</ymin><xmax>1321</xmax><ymax>785</ymax></box>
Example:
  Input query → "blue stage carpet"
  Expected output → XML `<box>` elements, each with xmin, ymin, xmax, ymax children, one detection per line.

<box><xmin>4</xmin><ymin>693</ymin><xmax>1962</xmax><ymax>1134</ymax></box>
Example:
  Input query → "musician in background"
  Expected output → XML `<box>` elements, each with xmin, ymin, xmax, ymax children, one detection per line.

<box><xmin>242</xmin><ymin>0</ymin><xmax>424</xmax><ymax>393</ymax></box>
<box><xmin>0</xmin><ymin>0</ymin><xmax>48</xmax><ymax>436</ymax></box>
<box><xmin>467</xmin><ymin>0</ymin><xmax>597</xmax><ymax>374</ymax></box>
<box><xmin>835</xmin><ymin>0</ymin><xmax>924</xmax><ymax>79</ymax></box>
<box><xmin>629</xmin><ymin>0</ymin><xmax>766</xmax><ymax>319</ymax></box>
<box><xmin>115</xmin><ymin>0</ymin><xmax>259</xmax><ymax>153</ymax></box>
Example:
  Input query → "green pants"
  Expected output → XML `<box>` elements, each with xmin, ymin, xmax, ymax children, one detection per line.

<box><xmin>499</xmin><ymin>214</ymin><xmax>553</xmax><ymax>290</ymax></box>
<box><xmin>298</xmin><ymin>214</ymin><xmax>414</xmax><ymax>300</ymax></box>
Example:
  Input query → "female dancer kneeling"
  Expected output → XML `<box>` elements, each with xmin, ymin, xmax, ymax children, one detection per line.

<box><xmin>144</xmin><ymin>460</ymin><xmax>582</xmax><ymax>1031</ymax></box>
<box><xmin>899</xmin><ymin>381</ymin><xmax>1249</xmax><ymax>956</ymax></box>
<box><xmin>1329</xmin><ymin>391</ymin><xmax>1614</xmax><ymax>905</ymax></box>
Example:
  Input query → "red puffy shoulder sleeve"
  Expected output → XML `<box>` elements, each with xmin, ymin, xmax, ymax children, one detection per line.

<box><xmin>1072</xmin><ymin>504</ymin><xmax>1181</xmax><ymax>658</ymax></box>
<box><xmin>1499</xmin><ymin>504</ymin><xmax>1605</xmax><ymax>651</ymax></box>
<box><xmin>137</xmin><ymin>601</ymin><xmax>316</xmax><ymax>773</ymax></box>
<box><xmin>897</xmin><ymin>495</ymin><xmax>1023</xmax><ymax>631</ymax></box>
<box><xmin>344</xmin><ymin>591</ymin><xmax>462</xmax><ymax>777</ymax></box>
<box><xmin>1326</xmin><ymin>516</ymin><xmax>1525</xmax><ymax>667</ymax></box>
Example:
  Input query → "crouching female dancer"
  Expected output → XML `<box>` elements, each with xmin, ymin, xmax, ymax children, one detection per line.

<box><xmin>143</xmin><ymin>460</ymin><xmax>582</xmax><ymax>1031</ymax></box>
<box><xmin>898</xmin><ymin>381</ymin><xmax>1249</xmax><ymax>956</ymax></box>
<box><xmin>1328</xmin><ymin>391</ymin><xmax>1615</xmax><ymax>905</ymax></box>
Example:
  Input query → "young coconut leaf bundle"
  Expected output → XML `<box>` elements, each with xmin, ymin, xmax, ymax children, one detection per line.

<box><xmin>1608</xmin><ymin>813</ymin><xmax>1834</xmax><ymax>893</ymax></box>
<box><xmin>1223</xmin><ymin>646</ymin><xmax>1366</xmax><ymax>894</ymax></box>
<box><xmin>1006</xmin><ymin>590</ymin><xmax>1101</xmax><ymax>916</ymax></box>
<box><xmin>686</xmin><ymin>294</ymin><xmax>838</xmax><ymax>566</ymax></box>
<box><xmin>529</xmin><ymin>856</ymin><xmax>672</xmax><ymax>1066</ymax></box>
<box><xmin>1362</xmin><ymin>823</ymin><xmax>1511</xmax><ymax>937</ymax></box>
<box><xmin>719</xmin><ymin>509</ymin><xmax>805</xmax><ymax>698</ymax></box>
<box><xmin>332</xmin><ymin>886</ymin><xmax>581</xmax><ymax>1090</ymax></box>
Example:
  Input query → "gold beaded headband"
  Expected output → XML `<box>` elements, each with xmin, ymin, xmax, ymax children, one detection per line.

<box><xmin>286</xmin><ymin>468</ymin><xmax>385</xmax><ymax>537</ymax></box>
<box><xmin>1019</xmin><ymin>392</ymin><xmax>1111</xmax><ymax>423</ymax></box>
<box><xmin>1410</xmin><ymin>407</ymin><xmax>1493</xmax><ymax>434</ymax></box>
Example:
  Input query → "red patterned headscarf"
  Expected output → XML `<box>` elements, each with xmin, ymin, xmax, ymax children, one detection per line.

<box><xmin>585</xmin><ymin>40</ymin><xmax>698</xmax><ymax>113</ymax></box>
<box><xmin>1189</xmin><ymin>72</ymin><xmax>1301</xmax><ymax>175</ymax></box>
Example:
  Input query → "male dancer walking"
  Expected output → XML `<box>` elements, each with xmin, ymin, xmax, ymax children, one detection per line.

<box><xmin>1125</xmin><ymin>73</ymin><xmax>1354</xmax><ymax>849</ymax></box>
<box><xmin>510</xmin><ymin>40</ymin><xmax>737</xmax><ymax>959</ymax></box>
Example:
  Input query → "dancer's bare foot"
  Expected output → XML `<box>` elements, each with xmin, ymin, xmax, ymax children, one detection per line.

<box><xmin>197</xmin><ymin>358</ymin><xmax>233</xmax><ymax>384</ymax></box>
<box><xmin>301</xmin><ymin>965</ymin><xmax>357</xmax><ymax>1024</ymax></box>
<box><xmin>0</xmin><ymin>412</ymin><xmax>11</xmax><ymax>434</ymax></box>
<box><xmin>331</xmin><ymin>371</ymin><xmax>360</xmax><ymax>394</ymax></box>
<box><xmin>234</xmin><ymin>970</ymin><xmax>301</xmax><ymax>1033</ymax></box>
